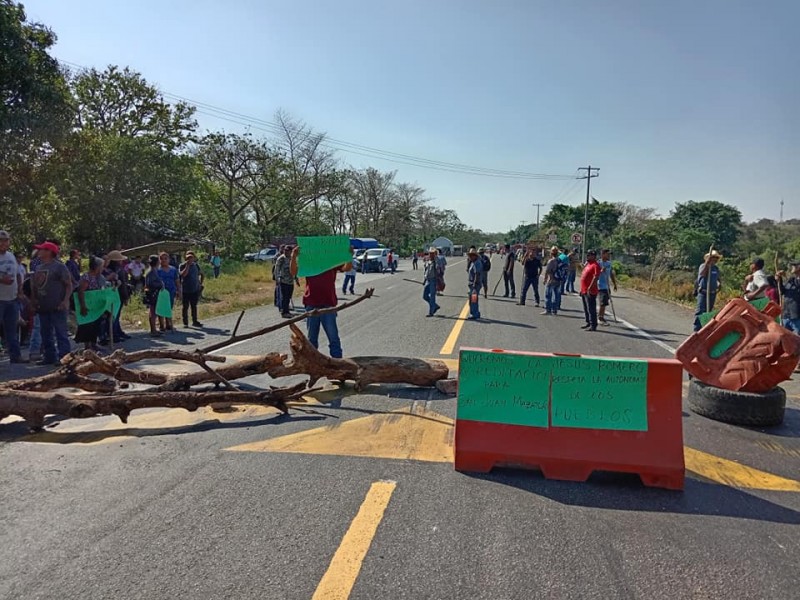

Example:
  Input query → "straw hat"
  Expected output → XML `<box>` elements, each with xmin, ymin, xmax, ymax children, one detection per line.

<box><xmin>106</xmin><ymin>250</ymin><xmax>127</xmax><ymax>261</ymax></box>
<box><xmin>704</xmin><ymin>250</ymin><xmax>723</xmax><ymax>261</ymax></box>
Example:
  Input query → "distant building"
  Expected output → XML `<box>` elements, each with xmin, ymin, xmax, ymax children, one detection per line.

<box><xmin>428</xmin><ymin>236</ymin><xmax>454</xmax><ymax>256</ymax></box>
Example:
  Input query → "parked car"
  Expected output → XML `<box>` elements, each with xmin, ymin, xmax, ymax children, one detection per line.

<box><xmin>244</xmin><ymin>247</ymin><xmax>278</xmax><ymax>262</ymax></box>
<box><xmin>356</xmin><ymin>248</ymin><xmax>395</xmax><ymax>273</ymax></box>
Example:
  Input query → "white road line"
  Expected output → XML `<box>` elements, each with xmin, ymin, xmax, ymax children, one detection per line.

<box><xmin>386</xmin><ymin>286</ymin><xmax>394</xmax><ymax>290</ymax></box>
<box><xmin>617</xmin><ymin>318</ymin><xmax>677</xmax><ymax>354</ymax></box>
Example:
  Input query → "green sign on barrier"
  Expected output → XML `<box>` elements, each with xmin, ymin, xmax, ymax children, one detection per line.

<box><xmin>457</xmin><ymin>350</ymin><xmax>649</xmax><ymax>431</ymax></box>
<box><xmin>296</xmin><ymin>235</ymin><xmax>352</xmax><ymax>278</ymax></box>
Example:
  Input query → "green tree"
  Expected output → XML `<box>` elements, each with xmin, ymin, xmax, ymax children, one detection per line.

<box><xmin>669</xmin><ymin>200</ymin><xmax>742</xmax><ymax>254</ymax></box>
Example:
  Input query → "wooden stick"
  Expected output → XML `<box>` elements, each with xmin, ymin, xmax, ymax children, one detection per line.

<box><xmin>775</xmin><ymin>251</ymin><xmax>783</xmax><ymax>308</ymax></box>
<box><xmin>199</xmin><ymin>288</ymin><xmax>375</xmax><ymax>353</ymax></box>
<box><xmin>231</xmin><ymin>310</ymin><xmax>246</xmax><ymax>337</ymax></box>
<box><xmin>706</xmin><ymin>244</ymin><xmax>714</xmax><ymax>312</ymax></box>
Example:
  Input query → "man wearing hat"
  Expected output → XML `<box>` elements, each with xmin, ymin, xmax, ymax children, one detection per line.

<box><xmin>467</xmin><ymin>247</ymin><xmax>483</xmax><ymax>320</ymax></box>
<box><xmin>478</xmin><ymin>248</ymin><xmax>490</xmax><ymax>299</ymax></box>
<box><xmin>30</xmin><ymin>241</ymin><xmax>72</xmax><ymax>365</ymax></box>
<box><xmin>179</xmin><ymin>251</ymin><xmax>204</xmax><ymax>327</ymax></box>
<box><xmin>0</xmin><ymin>230</ymin><xmax>26</xmax><ymax>363</ymax></box>
<box><xmin>693</xmin><ymin>250</ymin><xmax>722</xmax><ymax>332</ymax></box>
<box><xmin>777</xmin><ymin>261</ymin><xmax>800</xmax><ymax>335</ymax></box>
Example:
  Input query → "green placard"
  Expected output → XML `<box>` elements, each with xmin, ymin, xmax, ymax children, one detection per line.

<box><xmin>457</xmin><ymin>350</ymin><xmax>550</xmax><ymax>427</ymax></box>
<box><xmin>457</xmin><ymin>350</ymin><xmax>649</xmax><ymax>431</ymax></box>
<box><xmin>72</xmin><ymin>288</ymin><xmax>121</xmax><ymax>325</ymax></box>
<box><xmin>549</xmin><ymin>356</ymin><xmax>649</xmax><ymax>431</ymax></box>
<box><xmin>155</xmin><ymin>289</ymin><xmax>173</xmax><ymax>318</ymax></box>
<box><xmin>296</xmin><ymin>235</ymin><xmax>352</xmax><ymax>278</ymax></box>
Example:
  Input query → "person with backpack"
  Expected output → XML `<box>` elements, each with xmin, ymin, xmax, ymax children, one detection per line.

<box><xmin>542</xmin><ymin>246</ymin><xmax>562</xmax><ymax>316</ymax></box>
<box><xmin>478</xmin><ymin>248</ymin><xmax>491</xmax><ymax>299</ymax></box>
<box><xmin>555</xmin><ymin>249</ymin><xmax>570</xmax><ymax>312</ymax></box>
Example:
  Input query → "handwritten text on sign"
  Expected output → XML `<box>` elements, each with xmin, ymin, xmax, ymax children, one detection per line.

<box><xmin>457</xmin><ymin>350</ymin><xmax>648</xmax><ymax>431</ymax></box>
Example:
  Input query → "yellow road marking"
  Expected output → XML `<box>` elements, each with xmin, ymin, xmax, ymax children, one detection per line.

<box><xmin>312</xmin><ymin>480</ymin><xmax>396</xmax><ymax>600</ymax></box>
<box><xmin>684</xmin><ymin>447</ymin><xmax>800</xmax><ymax>492</ymax></box>
<box><xmin>439</xmin><ymin>302</ymin><xmax>470</xmax><ymax>355</ymax></box>
<box><xmin>226</xmin><ymin>405</ymin><xmax>454</xmax><ymax>462</ymax></box>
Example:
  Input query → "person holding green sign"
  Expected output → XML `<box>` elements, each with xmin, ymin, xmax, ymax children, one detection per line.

<box><xmin>290</xmin><ymin>244</ymin><xmax>352</xmax><ymax>358</ymax></box>
<box><xmin>74</xmin><ymin>257</ymin><xmax>107</xmax><ymax>351</ymax></box>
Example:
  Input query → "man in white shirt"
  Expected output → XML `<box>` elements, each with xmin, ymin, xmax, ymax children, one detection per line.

<box><xmin>0</xmin><ymin>230</ymin><xmax>26</xmax><ymax>362</ymax></box>
<box><xmin>744</xmin><ymin>257</ymin><xmax>769</xmax><ymax>301</ymax></box>
<box><xmin>126</xmin><ymin>256</ymin><xmax>146</xmax><ymax>293</ymax></box>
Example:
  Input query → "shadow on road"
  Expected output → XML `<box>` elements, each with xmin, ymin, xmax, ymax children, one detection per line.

<box><xmin>745</xmin><ymin>407</ymin><xmax>800</xmax><ymax>439</ymax></box>
<box><xmin>465</xmin><ymin>468</ymin><xmax>800</xmax><ymax>524</ymax></box>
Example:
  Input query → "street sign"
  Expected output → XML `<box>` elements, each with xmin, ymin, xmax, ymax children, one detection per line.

<box><xmin>571</xmin><ymin>232</ymin><xmax>583</xmax><ymax>245</ymax></box>
<box><xmin>547</xmin><ymin>234</ymin><xmax>558</xmax><ymax>243</ymax></box>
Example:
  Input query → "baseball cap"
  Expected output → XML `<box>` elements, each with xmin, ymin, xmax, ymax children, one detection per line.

<box><xmin>0</xmin><ymin>231</ymin><xmax>9</xmax><ymax>240</ymax></box>
<box><xmin>34</xmin><ymin>241</ymin><xmax>60</xmax><ymax>254</ymax></box>
<box><xmin>790</xmin><ymin>260</ymin><xmax>800</xmax><ymax>267</ymax></box>
<box><xmin>586</xmin><ymin>249</ymin><xmax>597</xmax><ymax>256</ymax></box>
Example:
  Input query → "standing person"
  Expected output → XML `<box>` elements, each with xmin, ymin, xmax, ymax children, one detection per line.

<box><xmin>693</xmin><ymin>250</ymin><xmax>722</xmax><ymax>332</ymax></box>
<box><xmin>66</xmin><ymin>249</ymin><xmax>81</xmax><ymax>289</ymax></box>
<box><xmin>30</xmin><ymin>241</ymin><xmax>72</xmax><ymax>365</ymax></box>
<box><xmin>580</xmin><ymin>250</ymin><xmax>602</xmax><ymax>332</ymax></box>
<box><xmin>566</xmin><ymin>247</ymin><xmax>580</xmax><ymax>294</ymax></box>
<box><xmin>211</xmin><ymin>251</ymin><xmax>222</xmax><ymax>279</ymax></box>
<box><xmin>274</xmin><ymin>245</ymin><xmax>295</xmax><ymax>318</ymax></box>
<box><xmin>436</xmin><ymin>251</ymin><xmax>448</xmax><ymax>295</ymax></box>
<box><xmin>412</xmin><ymin>251</ymin><xmax>419</xmax><ymax>270</ymax></box>
<box><xmin>557</xmin><ymin>248</ymin><xmax>568</xmax><ymax>298</ymax></box>
<box><xmin>743</xmin><ymin>257</ymin><xmax>769</xmax><ymax>301</ymax></box>
<box><xmin>597</xmin><ymin>248</ymin><xmax>618</xmax><ymax>326</ymax></box>
<box><xmin>502</xmin><ymin>243</ymin><xmax>516</xmax><ymax>298</ymax></box>
<box><xmin>517</xmin><ymin>246</ymin><xmax>541</xmax><ymax>307</ymax></box>
<box><xmin>143</xmin><ymin>255</ymin><xmax>164</xmax><ymax>337</ymax></box>
<box><xmin>289</xmin><ymin>245</ymin><xmax>351</xmax><ymax>358</ymax></box>
<box><xmin>467</xmin><ymin>247</ymin><xmax>483</xmax><ymax>320</ymax></box>
<box><xmin>0</xmin><ymin>231</ymin><xmax>25</xmax><ymax>363</ymax></box>
<box><xmin>478</xmin><ymin>248</ymin><xmax>491</xmax><ymax>299</ymax></box>
<box><xmin>542</xmin><ymin>246</ymin><xmax>561</xmax><ymax>316</ymax></box>
<box><xmin>423</xmin><ymin>249</ymin><xmax>441</xmax><ymax>317</ymax></box>
<box><xmin>156</xmin><ymin>252</ymin><xmax>179</xmax><ymax>331</ymax></box>
<box><xmin>74</xmin><ymin>256</ymin><xmax>107</xmax><ymax>351</ymax></box>
<box><xmin>777</xmin><ymin>261</ymin><xmax>800</xmax><ymax>333</ymax></box>
<box><xmin>387</xmin><ymin>250</ymin><xmax>395</xmax><ymax>274</ymax></box>
<box><xmin>342</xmin><ymin>250</ymin><xmax>357</xmax><ymax>296</ymax></box>
<box><xmin>101</xmin><ymin>251</ymin><xmax>131</xmax><ymax>343</ymax></box>
<box><xmin>765</xmin><ymin>275</ymin><xmax>780</xmax><ymax>305</ymax></box>
<box><xmin>179</xmin><ymin>251</ymin><xmax>204</xmax><ymax>327</ymax></box>
<box><xmin>125</xmin><ymin>256</ymin><xmax>146</xmax><ymax>293</ymax></box>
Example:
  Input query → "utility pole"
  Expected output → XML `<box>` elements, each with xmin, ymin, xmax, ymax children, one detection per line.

<box><xmin>532</xmin><ymin>203</ymin><xmax>546</xmax><ymax>237</ymax></box>
<box><xmin>577</xmin><ymin>166</ymin><xmax>600</xmax><ymax>262</ymax></box>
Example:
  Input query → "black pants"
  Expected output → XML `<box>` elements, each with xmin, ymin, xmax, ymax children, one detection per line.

<box><xmin>582</xmin><ymin>293</ymin><xmax>598</xmax><ymax>329</ymax></box>
<box><xmin>279</xmin><ymin>282</ymin><xmax>294</xmax><ymax>314</ymax></box>
<box><xmin>182</xmin><ymin>291</ymin><xmax>200</xmax><ymax>325</ymax></box>
<box><xmin>503</xmin><ymin>271</ymin><xmax>516</xmax><ymax>296</ymax></box>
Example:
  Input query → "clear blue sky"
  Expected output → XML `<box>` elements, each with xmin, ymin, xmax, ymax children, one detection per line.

<box><xmin>25</xmin><ymin>0</ymin><xmax>799</xmax><ymax>232</ymax></box>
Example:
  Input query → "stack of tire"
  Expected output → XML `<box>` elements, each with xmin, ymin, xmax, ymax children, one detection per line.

<box><xmin>687</xmin><ymin>380</ymin><xmax>786</xmax><ymax>427</ymax></box>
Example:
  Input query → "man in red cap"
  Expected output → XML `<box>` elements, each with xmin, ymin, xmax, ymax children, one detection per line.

<box><xmin>31</xmin><ymin>241</ymin><xmax>73</xmax><ymax>365</ymax></box>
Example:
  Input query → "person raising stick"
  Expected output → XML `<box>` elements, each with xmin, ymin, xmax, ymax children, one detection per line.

<box><xmin>693</xmin><ymin>249</ymin><xmax>722</xmax><ymax>332</ymax></box>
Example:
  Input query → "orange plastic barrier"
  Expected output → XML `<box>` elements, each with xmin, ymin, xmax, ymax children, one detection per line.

<box><xmin>454</xmin><ymin>349</ymin><xmax>685</xmax><ymax>490</ymax></box>
<box><xmin>676</xmin><ymin>298</ymin><xmax>800</xmax><ymax>392</ymax></box>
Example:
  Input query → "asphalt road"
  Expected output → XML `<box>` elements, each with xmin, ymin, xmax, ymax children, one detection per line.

<box><xmin>1</xmin><ymin>257</ymin><xmax>798</xmax><ymax>600</ymax></box>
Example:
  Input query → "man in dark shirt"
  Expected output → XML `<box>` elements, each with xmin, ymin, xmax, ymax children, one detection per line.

<box><xmin>778</xmin><ymin>260</ymin><xmax>800</xmax><ymax>334</ymax></box>
<box><xmin>290</xmin><ymin>245</ymin><xmax>352</xmax><ymax>358</ymax></box>
<box><xmin>179</xmin><ymin>251</ymin><xmax>204</xmax><ymax>327</ymax></box>
<box><xmin>502</xmin><ymin>244</ymin><xmax>516</xmax><ymax>298</ymax></box>
<box><xmin>517</xmin><ymin>246</ymin><xmax>541</xmax><ymax>307</ymax></box>
<box><xmin>31</xmin><ymin>241</ymin><xmax>72</xmax><ymax>365</ymax></box>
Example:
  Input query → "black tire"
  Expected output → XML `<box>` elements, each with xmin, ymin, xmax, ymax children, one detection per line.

<box><xmin>687</xmin><ymin>379</ymin><xmax>785</xmax><ymax>427</ymax></box>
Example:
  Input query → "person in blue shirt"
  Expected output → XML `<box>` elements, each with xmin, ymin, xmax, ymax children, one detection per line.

<box><xmin>597</xmin><ymin>249</ymin><xmax>617</xmax><ymax>326</ymax></box>
<box><xmin>693</xmin><ymin>250</ymin><xmax>722</xmax><ymax>331</ymax></box>
<box><xmin>467</xmin><ymin>247</ymin><xmax>483</xmax><ymax>320</ymax></box>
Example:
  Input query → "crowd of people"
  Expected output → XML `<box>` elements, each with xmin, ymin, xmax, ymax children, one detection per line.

<box><xmin>0</xmin><ymin>230</ymin><xmax>207</xmax><ymax>367</ymax></box>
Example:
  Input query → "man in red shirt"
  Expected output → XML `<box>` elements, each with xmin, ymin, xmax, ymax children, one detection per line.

<box><xmin>290</xmin><ymin>245</ymin><xmax>352</xmax><ymax>358</ymax></box>
<box><xmin>580</xmin><ymin>249</ymin><xmax>602</xmax><ymax>332</ymax></box>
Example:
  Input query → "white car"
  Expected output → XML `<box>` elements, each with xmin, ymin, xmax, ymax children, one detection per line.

<box><xmin>356</xmin><ymin>248</ymin><xmax>396</xmax><ymax>273</ymax></box>
<box><xmin>244</xmin><ymin>247</ymin><xmax>278</xmax><ymax>262</ymax></box>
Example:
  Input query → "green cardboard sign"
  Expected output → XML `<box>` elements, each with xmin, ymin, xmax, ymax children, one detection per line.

<box><xmin>549</xmin><ymin>356</ymin><xmax>648</xmax><ymax>431</ymax></box>
<box><xmin>457</xmin><ymin>351</ymin><xmax>550</xmax><ymax>428</ymax></box>
<box><xmin>156</xmin><ymin>289</ymin><xmax>173</xmax><ymax>318</ymax></box>
<box><xmin>296</xmin><ymin>235</ymin><xmax>352</xmax><ymax>278</ymax></box>
<box><xmin>72</xmin><ymin>288</ymin><xmax>121</xmax><ymax>325</ymax></box>
<box><xmin>457</xmin><ymin>350</ymin><xmax>649</xmax><ymax>431</ymax></box>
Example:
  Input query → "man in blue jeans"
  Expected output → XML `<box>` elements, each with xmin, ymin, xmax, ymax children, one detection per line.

<box><xmin>31</xmin><ymin>241</ymin><xmax>73</xmax><ymax>365</ymax></box>
<box><xmin>290</xmin><ymin>244</ymin><xmax>352</xmax><ymax>358</ymax></box>
<box><xmin>423</xmin><ymin>248</ymin><xmax>441</xmax><ymax>317</ymax></box>
<box><xmin>467</xmin><ymin>247</ymin><xmax>483</xmax><ymax>320</ymax></box>
<box><xmin>0</xmin><ymin>230</ymin><xmax>26</xmax><ymax>363</ymax></box>
<box><xmin>693</xmin><ymin>250</ymin><xmax>722</xmax><ymax>331</ymax></box>
<box><xmin>517</xmin><ymin>246</ymin><xmax>541</xmax><ymax>307</ymax></box>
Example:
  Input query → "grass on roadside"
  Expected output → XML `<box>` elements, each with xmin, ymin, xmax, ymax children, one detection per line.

<box><xmin>119</xmin><ymin>261</ymin><xmax>292</xmax><ymax>330</ymax></box>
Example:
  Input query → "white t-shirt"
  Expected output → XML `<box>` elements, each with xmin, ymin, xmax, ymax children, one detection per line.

<box><xmin>746</xmin><ymin>269</ymin><xmax>768</xmax><ymax>298</ymax></box>
<box><xmin>0</xmin><ymin>251</ymin><xmax>19</xmax><ymax>301</ymax></box>
<box><xmin>126</xmin><ymin>261</ymin><xmax>145</xmax><ymax>278</ymax></box>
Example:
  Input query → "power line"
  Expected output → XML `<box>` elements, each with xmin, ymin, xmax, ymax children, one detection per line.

<box><xmin>60</xmin><ymin>59</ymin><xmax>577</xmax><ymax>181</ymax></box>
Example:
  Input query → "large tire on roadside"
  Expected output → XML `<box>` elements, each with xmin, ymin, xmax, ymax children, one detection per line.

<box><xmin>687</xmin><ymin>379</ymin><xmax>786</xmax><ymax>427</ymax></box>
